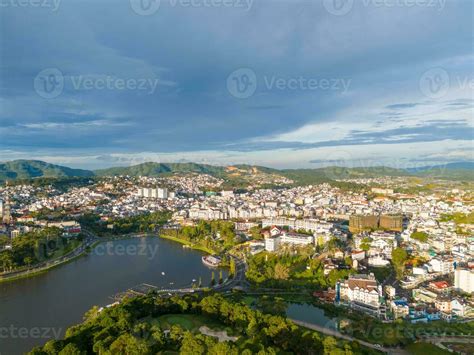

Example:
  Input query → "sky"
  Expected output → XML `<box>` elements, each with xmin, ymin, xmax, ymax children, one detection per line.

<box><xmin>0</xmin><ymin>0</ymin><xmax>473</xmax><ymax>170</ymax></box>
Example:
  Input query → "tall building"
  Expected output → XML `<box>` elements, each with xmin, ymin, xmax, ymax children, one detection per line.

<box><xmin>2</xmin><ymin>198</ymin><xmax>11</xmax><ymax>224</ymax></box>
<box><xmin>379</xmin><ymin>215</ymin><xmax>403</xmax><ymax>231</ymax></box>
<box><xmin>349</xmin><ymin>215</ymin><xmax>378</xmax><ymax>233</ymax></box>
<box><xmin>455</xmin><ymin>264</ymin><xmax>474</xmax><ymax>294</ymax></box>
<box><xmin>138</xmin><ymin>187</ymin><xmax>168</xmax><ymax>199</ymax></box>
<box><xmin>157</xmin><ymin>188</ymin><xmax>168</xmax><ymax>199</ymax></box>
<box><xmin>349</xmin><ymin>214</ymin><xmax>402</xmax><ymax>233</ymax></box>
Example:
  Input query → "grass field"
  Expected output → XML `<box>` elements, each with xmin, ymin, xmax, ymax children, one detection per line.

<box><xmin>406</xmin><ymin>342</ymin><xmax>451</xmax><ymax>355</ymax></box>
<box><xmin>442</xmin><ymin>342</ymin><xmax>473</xmax><ymax>354</ymax></box>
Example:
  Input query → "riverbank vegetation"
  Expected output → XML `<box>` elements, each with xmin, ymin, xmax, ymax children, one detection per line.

<box><xmin>0</xmin><ymin>227</ymin><xmax>80</xmax><ymax>273</ymax></box>
<box><xmin>160</xmin><ymin>220</ymin><xmax>237</xmax><ymax>254</ymax></box>
<box><xmin>79</xmin><ymin>211</ymin><xmax>170</xmax><ymax>236</ymax></box>
<box><xmin>246</xmin><ymin>249</ymin><xmax>353</xmax><ymax>289</ymax></box>
<box><xmin>29</xmin><ymin>293</ymin><xmax>377</xmax><ymax>355</ymax></box>
<box><xmin>305</xmin><ymin>301</ymin><xmax>474</xmax><ymax>348</ymax></box>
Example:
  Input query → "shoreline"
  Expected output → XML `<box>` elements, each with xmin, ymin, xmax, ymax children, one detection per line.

<box><xmin>0</xmin><ymin>233</ymin><xmax>218</xmax><ymax>284</ymax></box>
<box><xmin>158</xmin><ymin>233</ymin><xmax>216</xmax><ymax>255</ymax></box>
<box><xmin>0</xmin><ymin>234</ymin><xmax>215</xmax><ymax>284</ymax></box>
<box><xmin>0</xmin><ymin>239</ymin><xmax>102</xmax><ymax>284</ymax></box>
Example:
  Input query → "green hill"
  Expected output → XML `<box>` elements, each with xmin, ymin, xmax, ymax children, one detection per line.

<box><xmin>94</xmin><ymin>162</ymin><xmax>226</xmax><ymax>177</ymax></box>
<box><xmin>0</xmin><ymin>160</ymin><xmax>94</xmax><ymax>182</ymax></box>
<box><xmin>1</xmin><ymin>160</ymin><xmax>472</xmax><ymax>185</ymax></box>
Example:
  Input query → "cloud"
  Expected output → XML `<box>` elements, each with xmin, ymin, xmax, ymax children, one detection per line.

<box><xmin>0</xmin><ymin>1</ymin><xmax>473</xmax><ymax>167</ymax></box>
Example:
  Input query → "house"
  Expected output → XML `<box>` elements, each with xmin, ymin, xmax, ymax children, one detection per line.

<box><xmin>264</xmin><ymin>228</ymin><xmax>313</xmax><ymax>252</ymax></box>
<box><xmin>429</xmin><ymin>256</ymin><xmax>454</xmax><ymax>275</ymax></box>
<box><xmin>351</xmin><ymin>250</ymin><xmax>365</xmax><ymax>261</ymax></box>
<box><xmin>428</xmin><ymin>280</ymin><xmax>451</xmax><ymax>294</ymax></box>
<box><xmin>409</xmin><ymin>305</ymin><xmax>428</xmax><ymax>323</ymax></box>
<box><xmin>280</xmin><ymin>232</ymin><xmax>314</xmax><ymax>246</ymax></box>
<box><xmin>435</xmin><ymin>297</ymin><xmax>451</xmax><ymax>313</ymax></box>
<box><xmin>338</xmin><ymin>273</ymin><xmax>380</xmax><ymax>307</ymax></box>
<box><xmin>333</xmin><ymin>249</ymin><xmax>344</xmax><ymax>259</ymax></box>
<box><xmin>390</xmin><ymin>299</ymin><xmax>409</xmax><ymax>319</ymax></box>
<box><xmin>454</xmin><ymin>264</ymin><xmax>474</xmax><ymax>293</ymax></box>
<box><xmin>264</xmin><ymin>236</ymin><xmax>280</xmax><ymax>252</ymax></box>
<box><xmin>270</xmin><ymin>226</ymin><xmax>281</xmax><ymax>236</ymax></box>
<box><xmin>451</xmin><ymin>298</ymin><xmax>472</xmax><ymax>317</ymax></box>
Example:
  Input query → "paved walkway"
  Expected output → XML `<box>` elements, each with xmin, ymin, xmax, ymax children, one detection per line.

<box><xmin>290</xmin><ymin>319</ymin><xmax>407</xmax><ymax>354</ymax></box>
<box><xmin>0</xmin><ymin>231</ymin><xmax>97</xmax><ymax>282</ymax></box>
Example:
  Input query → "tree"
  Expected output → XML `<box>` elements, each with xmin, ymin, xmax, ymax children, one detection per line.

<box><xmin>209</xmin><ymin>342</ymin><xmax>238</xmax><ymax>355</ymax></box>
<box><xmin>83</xmin><ymin>305</ymin><xmax>100</xmax><ymax>322</ymax></box>
<box><xmin>410</xmin><ymin>231</ymin><xmax>429</xmax><ymax>242</ymax></box>
<box><xmin>360</xmin><ymin>237</ymin><xmax>372</xmax><ymax>251</ymax></box>
<box><xmin>24</xmin><ymin>256</ymin><xmax>34</xmax><ymax>268</ymax></box>
<box><xmin>0</xmin><ymin>235</ymin><xmax>10</xmax><ymax>247</ymax></box>
<box><xmin>179</xmin><ymin>332</ymin><xmax>206</xmax><ymax>355</ymax></box>
<box><xmin>273</xmin><ymin>263</ymin><xmax>290</xmax><ymax>280</ymax></box>
<box><xmin>109</xmin><ymin>333</ymin><xmax>151</xmax><ymax>355</ymax></box>
<box><xmin>58</xmin><ymin>343</ymin><xmax>84</xmax><ymax>355</ymax></box>
<box><xmin>0</xmin><ymin>251</ymin><xmax>14</xmax><ymax>272</ymax></box>
<box><xmin>392</xmin><ymin>247</ymin><xmax>408</xmax><ymax>279</ymax></box>
<box><xmin>229</xmin><ymin>258</ymin><xmax>236</xmax><ymax>278</ymax></box>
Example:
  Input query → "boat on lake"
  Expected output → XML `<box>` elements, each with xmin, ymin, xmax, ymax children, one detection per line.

<box><xmin>202</xmin><ymin>255</ymin><xmax>221</xmax><ymax>267</ymax></box>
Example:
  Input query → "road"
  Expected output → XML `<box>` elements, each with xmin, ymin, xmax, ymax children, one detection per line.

<box><xmin>0</xmin><ymin>229</ymin><xmax>97</xmax><ymax>281</ymax></box>
<box><xmin>290</xmin><ymin>319</ymin><xmax>407</xmax><ymax>354</ymax></box>
<box><xmin>421</xmin><ymin>336</ymin><xmax>474</xmax><ymax>352</ymax></box>
<box><xmin>213</xmin><ymin>255</ymin><xmax>248</xmax><ymax>291</ymax></box>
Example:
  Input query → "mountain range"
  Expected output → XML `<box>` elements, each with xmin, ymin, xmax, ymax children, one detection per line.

<box><xmin>0</xmin><ymin>159</ymin><xmax>472</xmax><ymax>184</ymax></box>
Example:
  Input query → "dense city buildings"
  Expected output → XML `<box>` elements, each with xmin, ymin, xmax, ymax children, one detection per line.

<box><xmin>1</xmin><ymin>169</ymin><xmax>473</xmax><ymax>328</ymax></box>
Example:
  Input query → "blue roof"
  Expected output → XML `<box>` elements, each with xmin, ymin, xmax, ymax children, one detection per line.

<box><xmin>394</xmin><ymin>300</ymin><xmax>408</xmax><ymax>306</ymax></box>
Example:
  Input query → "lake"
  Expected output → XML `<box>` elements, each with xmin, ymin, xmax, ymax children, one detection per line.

<box><xmin>286</xmin><ymin>303</ymin><xmax>339</xmax><ymax>330</ymax></box>
<box><xmin>0</xmin><ymin>237</ymin><xmax>224</xmax><ymax>354</ymax></box>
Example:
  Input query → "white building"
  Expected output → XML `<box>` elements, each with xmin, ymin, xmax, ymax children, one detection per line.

<box><xmin>455</xmin><ymin>265</ymin><xmax>474</xmax><ymax>293</ymax></box>
<box><xmin>157</xmin><ymin>188</ymin><xmax>168</xmax><ymax>199</ymax></box>
<box><xmin>265</xmin><ymin>236</ymin><xmax>280</xmax><ymax>252</ymax></box>
<box><xmin>138</xmin><ymin>187</ymin><xmax>168</xmax><ymax>199</ymax></box>
<box><xmin>339</xmin><ymin>274</ymin><xmax>381</xmax><ymax>307</ymax></box>
<box><xmin>429</xmin><ymin>257</ymin><xmax>455</xmax><ymax>275</ymax></box>
<box><xmin>280</xmin><ymin>232</ymin><xmax>314</xmax><ymax>246</ymax></box>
